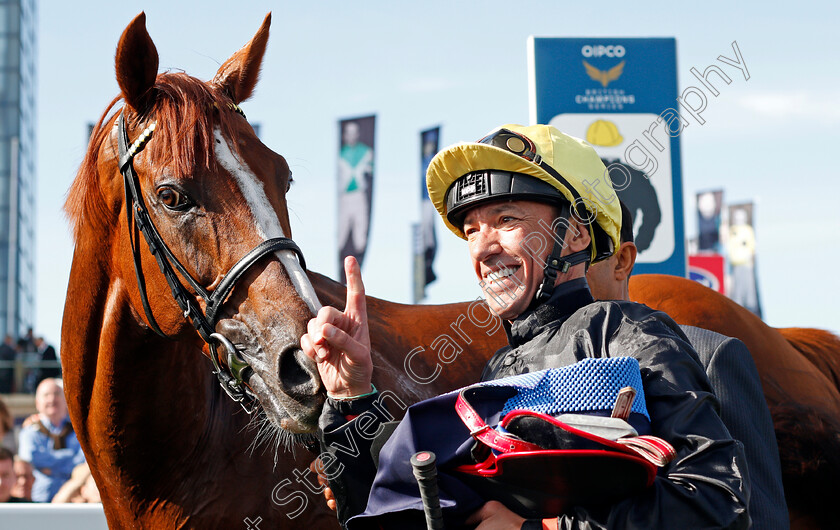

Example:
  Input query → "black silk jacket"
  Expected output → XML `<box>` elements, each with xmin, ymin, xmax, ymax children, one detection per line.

<box><xmin>320</xmin><ymin>278</ymin><xmax>750</xmax><ymax>529</ymax></box>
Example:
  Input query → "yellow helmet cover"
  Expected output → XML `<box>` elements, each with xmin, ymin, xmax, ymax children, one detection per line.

<box><xmin>426</xmin><ymin>124</ymin><xmax>622</xmax><ymax>261</ymax></box>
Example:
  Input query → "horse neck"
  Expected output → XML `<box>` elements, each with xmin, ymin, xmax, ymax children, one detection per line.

<box><xmin>62</xmin><ymin>237</ymin><xmax>291</xmax><ymax>525</ymax></box>
<box><xmin>64</xmin><ymin>246</ymin><xmax>213</xmax><ymax>441</ymax></box>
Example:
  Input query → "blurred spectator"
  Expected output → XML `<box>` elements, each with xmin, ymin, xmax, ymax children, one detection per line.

<box><xmin>18</xmin><ymin>329</ymin><xmax>37</xmax><ymax>392</ymax></box>
<box><xmin>0</xmin><ymin>335</ymin><xmax>14</xmax><ymax>393</ymax></box>
<box><xmin>35</xmin><ymin>337</ymin><xmax>61</xmax><ymax>384</ymax></box>
<box><xmin>1</xmin><ymin>447</ymin><xmax>26</xmax><ymax>502</ymax></box>
<box><xmin>17</xmin><ymin>328</ymin><xmax>35</xmax><ymax>354</ymax></box>
<box><xmin>17</xmin><ymin>378</ymin><xmax>85</xmax><ymax>502</ymax></box>
<box><xmin>0</xmin><ymin>397</ymin><xmax>15</xmax><ymax>452</ymax></box>
<box><xmin>51</xmin><ymin>462</ymin><xmax>100</xmax><ymax>503</ymax></box>
<box><xmin>11</xmin><ymin>456</ymin><xmax>34</xmax><ymax>501</ymax></box>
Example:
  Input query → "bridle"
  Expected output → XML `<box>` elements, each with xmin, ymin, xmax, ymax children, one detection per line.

<box><xmin>117</xmin><ymin>109</ymin><xmax>305</xmax><ymax>413</ymax></box>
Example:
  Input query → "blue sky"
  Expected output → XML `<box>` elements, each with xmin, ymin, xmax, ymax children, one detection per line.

<box><xmin>35</xmin><ymin>0</ymin><xmax>839</xmax><ymax>348</ymax></box>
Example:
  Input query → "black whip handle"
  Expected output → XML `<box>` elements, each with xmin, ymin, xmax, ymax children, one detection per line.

<box><xmin>410</xmin><ymin>451</ymin><xmax>444</xmax><ymax>530</ymax></box>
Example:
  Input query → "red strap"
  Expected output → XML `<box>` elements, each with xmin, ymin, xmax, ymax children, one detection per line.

<box><xmin>542</xmin><ymin>517</ymin><xmax>559</xmax><ymax>530</ymax></box>
<box><xmin>615</xmin><ymin>435</ymin><xmax>677</xmax><ymax>467</ymax></box>
<box><xmin>455</xmin><ymin>390</ymin><xmax>541</xmax><ymax>454</ymax></box>
<box><xmin>455</xmin><ymin>389</ymin><xmax>676</xmax><ymax>467</ymax></box>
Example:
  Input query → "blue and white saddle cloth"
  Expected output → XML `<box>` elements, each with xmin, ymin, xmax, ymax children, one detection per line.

<box><xmin>481</xmin><ymin>356</ymin><xmax>649</xmax><ymax>421</ymax></box>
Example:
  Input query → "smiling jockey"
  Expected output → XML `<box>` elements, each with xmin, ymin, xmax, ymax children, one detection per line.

<box><xmin>302</xmin><ymin>124</ymin><xmax>750</xmax><ymax>529</ymax></box>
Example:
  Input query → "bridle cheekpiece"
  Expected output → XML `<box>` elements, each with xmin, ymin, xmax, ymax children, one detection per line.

<box><xmin>116</xmin><ymin>109</ymin><xmax>306</xmax><ymax>413</ymax></box>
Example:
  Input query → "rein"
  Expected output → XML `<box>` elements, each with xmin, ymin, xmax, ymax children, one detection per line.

<box><xmin>117</xmin><ymin>110</ymin><xmax>305</xmax><ymax>413</ymax></box>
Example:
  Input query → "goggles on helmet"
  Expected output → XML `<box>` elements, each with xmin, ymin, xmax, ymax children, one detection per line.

<box><xmin>478</xmin><ymin>128</ymin><xmax>542</xmax><ymax>164</ymax></box>
<box><xmin>476</xmin><ymin>128</ymin><xmax>588</xmax><ymax>218</ymax></box>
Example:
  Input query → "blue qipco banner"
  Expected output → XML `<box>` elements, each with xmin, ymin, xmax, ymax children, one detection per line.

<box><xmin>528</xmin><ymin>38</ymin><xmax>685</xmax><ymax>277</ymax></box>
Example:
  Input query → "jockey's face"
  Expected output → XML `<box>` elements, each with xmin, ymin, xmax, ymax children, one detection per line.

<box><xmin>464</xmin><ymin>200</ymin><xmax>589</xmax><ymax>320</ymax></box>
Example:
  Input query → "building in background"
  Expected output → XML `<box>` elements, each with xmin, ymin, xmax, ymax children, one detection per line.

<box><xmin>0</xmin><ymin>0</ymin><xmax>37</xmax><ymax>337</ymax></box>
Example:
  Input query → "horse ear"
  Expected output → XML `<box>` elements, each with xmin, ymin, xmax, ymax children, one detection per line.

<box><xmin>212</xmin><ymin>13</ymin><xmax>271</xmax><ymax>104</ymax></box>
<box><xmin>115</xmin><ymin>12</ymin><xmax>159</xmax><ymax>113</ymax></box>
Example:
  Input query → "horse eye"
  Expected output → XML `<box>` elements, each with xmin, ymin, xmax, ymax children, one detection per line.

<box><xmin>157</xmin><ymin>186</ymin><xmax>189</xmax><ymax>210</ymax></box>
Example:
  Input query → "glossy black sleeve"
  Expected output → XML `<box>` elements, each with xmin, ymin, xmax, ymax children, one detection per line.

<box><xmin>317</xmin><ymin>392</ymin><xmax>399</xmax><ymax>527</ymax></box>
<box><xmin>558</xmin><ymin>306</ymin><xmax>751</xmax><ymax>529</ymax></box>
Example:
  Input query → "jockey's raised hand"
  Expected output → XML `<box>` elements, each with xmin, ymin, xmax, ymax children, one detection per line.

<box><xmin>301</xmin><ymin>256</ymin><xmax>373</xmax><ymax>398</ymax></box>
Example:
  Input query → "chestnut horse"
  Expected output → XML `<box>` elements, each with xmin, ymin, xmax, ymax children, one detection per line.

<box><xmin>61</xmin><ymin>13</ymin><xmax>336</xmax><ymax>528</ymax></box>
<box><xmin>61</xmin><ymin>13</ymin><xmax>503</xmax><ymax>528</ymax></box>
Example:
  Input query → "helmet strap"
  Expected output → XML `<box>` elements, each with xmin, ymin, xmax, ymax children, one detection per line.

<box><xmin>535</xmin><ymin>203</ymin><xmax>592</xmax><ymax>303</ymax></box>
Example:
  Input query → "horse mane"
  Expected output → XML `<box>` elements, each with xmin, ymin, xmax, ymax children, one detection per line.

<box><xmin>65</xmin><ymin>72</ymin><xmax>246</xmax><ymax>241</ymax></box>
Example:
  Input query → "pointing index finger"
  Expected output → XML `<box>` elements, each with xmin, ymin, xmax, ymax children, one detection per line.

<box><xmin>344</xmin><ymin>256</ymin><xmax>366</xmax><ymax>320</ymax></box>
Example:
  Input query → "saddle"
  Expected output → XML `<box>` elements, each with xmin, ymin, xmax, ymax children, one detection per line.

<box><xmin>452</xmin><ymin>377</ymin><xmax>674</xmax><ymax>518</ymax></box>
<box><xmin>348</xmin><ymin>357</ymin><xmax>676</xmax><ymax>528</ymax></box>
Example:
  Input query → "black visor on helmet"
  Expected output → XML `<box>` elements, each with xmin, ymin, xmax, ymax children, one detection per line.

<box><xmin>445</xmin><ymin>170</ymin><xmax>613</xmax><ymax>264</ymax></box>
<box><xmin>445</xmin><ymin>170</ymin><xmax>568</xmax><ymax>229</ymax></box>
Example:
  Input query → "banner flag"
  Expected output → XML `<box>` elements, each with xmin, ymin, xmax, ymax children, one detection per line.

<box><xmin>413</xmin><ymin>127</ymin><xmax>440</xmax><ymax>302</ymax></box>
<box><xmin>412</xmin><ymin>223</ymin><xmax>424</xmax><ymax>303</ymax></box>
<box><xmin>727</xmin><ymin>202</ymin><xmax>762</xmax><ymax>317</ymax></box>
<box><xmin>697</xmin><ymin>189</ymin><xmax>724</xmax><ymax>252</ymax></box>
<box><xmin>337</xmin><ymin>115</ymin><xmax>375</xmax><ymax>283</ymax></box>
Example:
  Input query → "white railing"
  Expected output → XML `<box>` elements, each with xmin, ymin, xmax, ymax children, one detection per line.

<box><xmin>0</xmin><ymin>503</ymin><xmax>108</xmax><ymax>529</ymax></box>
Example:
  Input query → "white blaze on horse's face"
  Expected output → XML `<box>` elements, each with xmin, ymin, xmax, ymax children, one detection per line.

<box><xmin>212</xmin><ymin>129</ymin><xmax>321</xmax><ymax>315</ymax></box>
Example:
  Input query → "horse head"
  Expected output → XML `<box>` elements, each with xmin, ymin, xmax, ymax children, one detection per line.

<box><xmin>66</xmin><ymin>13</ymin><xmax>325</xmax><ymax>438</ymax></box>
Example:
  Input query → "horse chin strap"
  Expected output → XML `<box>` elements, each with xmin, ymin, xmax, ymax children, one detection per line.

<box><xmin>535</xmin><ymin>202</ymin><xmax>592</xmax><ymax>303</ymax></box>
<box><xmin>117</xmin><ymin>111</ymin><xmax>306</xmax><ymax>414</ymax></box>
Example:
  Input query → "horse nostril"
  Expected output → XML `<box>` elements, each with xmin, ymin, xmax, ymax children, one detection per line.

<box><xmin>279</xmin><ymin>347</ymin><xmax>319</xmax><ymax>396</ymax></box>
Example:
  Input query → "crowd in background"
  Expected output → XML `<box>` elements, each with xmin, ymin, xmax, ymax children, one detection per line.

<box><xmin>0</xmin><ymin>328</ymin><xmax>61</xmax><ymax>394</ymax></box>
<box><xmin>0</xmin><ymin>378</ymin><xmax>98</xmax><ymax>504</ymax></box>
